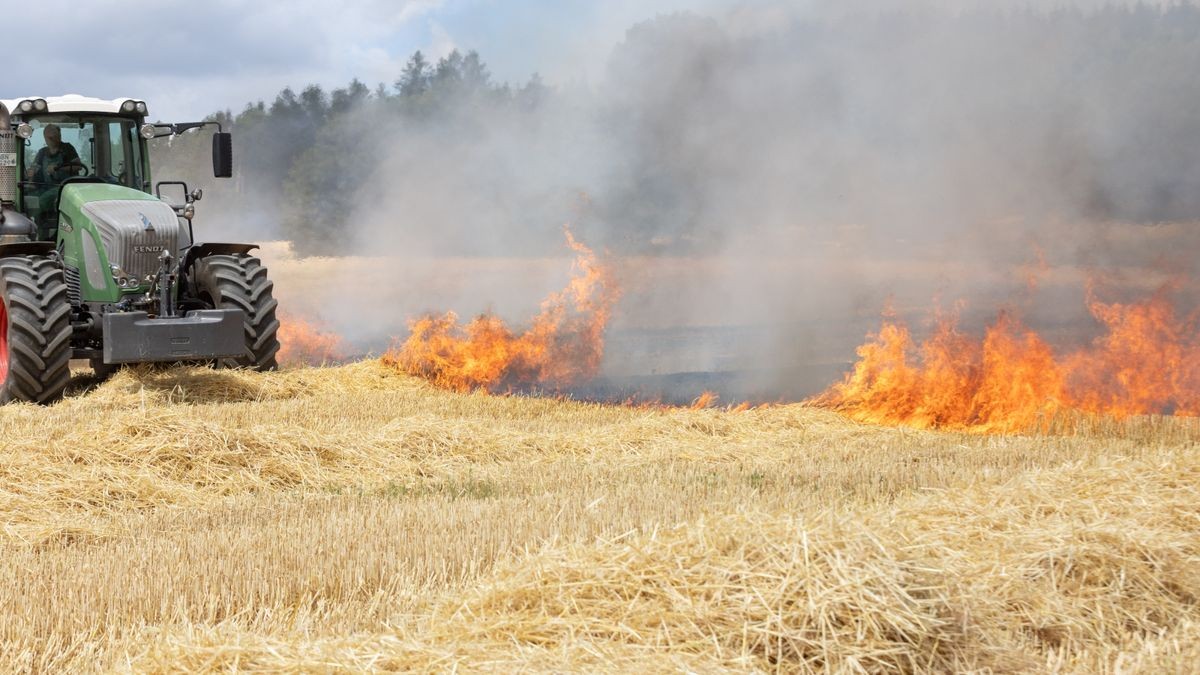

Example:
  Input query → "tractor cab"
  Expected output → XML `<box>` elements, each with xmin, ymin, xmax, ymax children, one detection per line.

<box><xmin>2</xmin><ymin>96</ymin><xmax>154</xmax><ymax>238</ymax></box>
<box><xmin>18</xmin><ymin>115</ymin><xmax>149</xmax><ymax>236</ymax></box>
<box><xmin>2</xmin><ymin>95</ymin><xmax>231</xmax><ymax>242</ymax></box>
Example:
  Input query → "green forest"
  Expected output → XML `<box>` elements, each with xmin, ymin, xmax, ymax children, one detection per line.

<box><xmin>152</xmin><ymin>48</ymin><xmax>547</xmax><ymax>253</ymax></box>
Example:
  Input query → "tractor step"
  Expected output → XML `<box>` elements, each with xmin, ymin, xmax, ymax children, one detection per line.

<box><xmin>102</xmin><ymin>309</ymin><xmax>246</xmax><ymax>364</ymax></box>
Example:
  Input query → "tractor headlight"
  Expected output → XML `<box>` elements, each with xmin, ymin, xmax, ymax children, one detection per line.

<box><xmin>16</xmin><ymin>123</ymin><xmax>34</xmax><ymax>140</ymax></box>
<box><xmin>182</xmin><ymin>204</ymin><xmax>195</xmax><ymax>220</ymax></box>
<box><xmin>18</xmin><ymin>100</ymin><xmax>33</xmax><ymax>112</ymax></box>
<box><xmin>121</xmin><ymin>100</ymin><xmax>136</xmax><ymax>113</ymax></box>
<box><xmin>140</xmin><ymin>123</ymin><xmax>157</xmax><ymax>140</ymax></box>
<box><xmin>135</xmin><ymin>101</ymin><xmax>147</xmax><ymax>114</ymax></box>
<box><xmin>33</xmin><ymin>99</ymin><xmax>47</xmax><ymax>112</ymax></box>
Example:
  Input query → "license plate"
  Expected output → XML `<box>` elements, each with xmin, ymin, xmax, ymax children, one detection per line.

<box><xmin>0</xmin><ymin>153</ymin><xmax>15</xmax><ymax>168</ymax></box>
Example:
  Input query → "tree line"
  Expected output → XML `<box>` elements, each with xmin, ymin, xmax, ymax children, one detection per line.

<box><xmin>152</xmin><ymin>48</ymin><xmax>548</xmax><ymax>253</ymax></box>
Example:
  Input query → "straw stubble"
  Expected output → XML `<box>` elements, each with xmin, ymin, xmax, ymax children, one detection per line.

<box><xmin>0</xmin><ymin>362</ymin><xmax>1196</xmax><ymax>672</ymax></box>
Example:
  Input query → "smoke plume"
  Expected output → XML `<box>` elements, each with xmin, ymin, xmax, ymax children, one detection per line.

<box><xmin>164</xmin><ymin>2</ymin><xmax>1200</xmax><ymax>402</ymax></box>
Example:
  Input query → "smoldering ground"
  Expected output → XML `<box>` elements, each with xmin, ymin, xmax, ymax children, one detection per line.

<box><xmin>167</xmin><ymin>2</ymin><xmax>1200</xmax><ymax>402</ymax></box>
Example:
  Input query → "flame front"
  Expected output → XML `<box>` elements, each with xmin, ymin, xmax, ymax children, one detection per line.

<box><xmin>817</xmin><ymin>285</ymin><xmax>1200</xmax><ymax>433</ymax></box>
<box><xmin>383</xmin><ymin>229</ymin><xmax>619</xmax><ymax>393</ymax></box>
<box><xmin>277</xmin><ymin>314</ymin><xmax>347</xmax><ymax>367</ymax></box>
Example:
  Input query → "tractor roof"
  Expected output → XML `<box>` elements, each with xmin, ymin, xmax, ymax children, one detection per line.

<box><xmin>1</xmin><ymin>95</ymin><xmax>145</xmax><ymax>115</ymax></box>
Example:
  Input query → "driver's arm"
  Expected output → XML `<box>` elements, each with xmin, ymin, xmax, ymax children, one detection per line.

<box><xmin>60</xmin><ymin>144</ymin><xmax>83</xmax><ymax>174</ymax></box>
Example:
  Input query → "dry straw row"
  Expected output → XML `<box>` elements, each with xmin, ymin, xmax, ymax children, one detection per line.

<box><xmin>1</xmin><ymin>362</ymin><xmax>1196</xmax><ymax>672</ymax></box>
<box><xmin>127</xmin><ymin>450</ymin><xmax>1200</xmax><ymax>673</ymax></box>
<box><xmin>7</xmin><ymin>360</ymin><xmax>1173</xmax><ymax>546</ymax></box>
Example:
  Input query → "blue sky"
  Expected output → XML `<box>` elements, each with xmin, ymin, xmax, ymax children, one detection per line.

<box><xmin>8</xmin><ymin>0</ymin><xmax>739</xmax><ymax>121</ymax></box>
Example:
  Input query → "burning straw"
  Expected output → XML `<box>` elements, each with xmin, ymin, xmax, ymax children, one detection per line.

<box><xmin>276</xmin><ymin>312</ymin><xmax>347</xmax><ymax>367</ymax></box>
<box><xmin>383</xmin><ymin>228</ymin><xmax>619</xmax><ymax>393</ymax></box>
<box><xmin>817</xmin><ymin>283</ymin><xmax>1200</xmax><ymax>433</ymax></box>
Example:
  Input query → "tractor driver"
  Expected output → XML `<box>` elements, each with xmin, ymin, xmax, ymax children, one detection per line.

<box><xmin>23</xmin><ymin>124</ymin><xmax>83</xmax><ymax>236</ymax></box>
<box><xmin>25</xmin><ymin>124</ymin><xmax>83</xmax><ymax>192</ymax></box>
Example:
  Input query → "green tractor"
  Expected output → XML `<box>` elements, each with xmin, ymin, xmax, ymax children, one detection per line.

<box><xmin>0</xmin><ymin>95</ymin><xmax>280</xmax><ymax>404</ymax></box>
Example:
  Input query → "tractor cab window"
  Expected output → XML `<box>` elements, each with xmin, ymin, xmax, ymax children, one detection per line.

<box><xmin>19</xmin><ymin>116</ymin><xmax>145</xmax><ymax>227</ymax></box>
<box><xmin>22</xmin><ymin>121</ymin><xmax>90</xmax><ymax>190</ymax></box>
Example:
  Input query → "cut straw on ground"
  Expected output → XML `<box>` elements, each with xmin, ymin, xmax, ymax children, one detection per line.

<box><xmin>1</xmin><ymin>362</ymin><xmax>1197</xmax><ymax>672</ymax></box>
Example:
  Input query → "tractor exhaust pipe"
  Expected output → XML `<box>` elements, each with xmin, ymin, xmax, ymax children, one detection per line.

<box><xmin>0</xmin><ymin>102</ymin><xmax>16</xmax><ymax>206</ymax></box>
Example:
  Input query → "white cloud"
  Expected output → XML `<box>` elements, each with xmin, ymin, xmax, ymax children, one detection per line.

<box><xmin>427</xmin><ymin>20</ymin><xmax>460</xmax><ymax>61</ymax></box>
<box><xmin>7</xmin><ymin>0</ymin><xmax>449</xmax><ymax>120</ymax></box>
<box><xmin>396</xmin><ymin>0</ymin><xmax>449</xmax><ymax>23</ymax></box>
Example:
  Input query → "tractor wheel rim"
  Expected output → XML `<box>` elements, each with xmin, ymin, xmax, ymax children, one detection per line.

<box><xmin>0</xmin><ymin>298</ymin><xmax>8</xmax><ymax>385</ymax></box>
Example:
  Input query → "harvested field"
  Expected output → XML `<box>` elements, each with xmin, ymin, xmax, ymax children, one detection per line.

<box><xmin>2</xmin><ymin>363</ymin><xmax>1198</xmax><ymax>672</ymax></box>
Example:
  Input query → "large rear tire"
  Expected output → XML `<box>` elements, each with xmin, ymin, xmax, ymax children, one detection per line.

<box><xmin>192</xmin><ymin>254</ymin><xmax>280</xmax><ymax>371</ymax></box>
<box><xmin>0</xmin><ymin>256</ymin><xmax>73</xmax><ymax>404</ymax></box>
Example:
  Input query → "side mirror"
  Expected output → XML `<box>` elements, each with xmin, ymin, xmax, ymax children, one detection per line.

<box><xmin>212</xmin><ymin>132</ymin><xmax>233</xmax><ymax>178</ymax></box>
<box><xmin>155</xmin><ymin>181</ymin><xmax>189</xmax><ymax>209</ymax></box>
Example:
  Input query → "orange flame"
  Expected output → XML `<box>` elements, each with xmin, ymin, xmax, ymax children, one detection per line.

<box><xmin>277</xmin><ymin>313</ymin><xmax>347</xmax><ymax>367</ymax></box>
<box><xmin>818</xmin><ymin>285</ymin><xmax>1199</xmax><ymax>433</ymax></box>
<box><xmin>690</xmin><ymin>391</ymin><xmax>719</xmax><ymax>409</ymax></box>
<box><xmin>382</xmin><ymin>229</ymin><xmax>619</xmax><ymax>393</ymax></box>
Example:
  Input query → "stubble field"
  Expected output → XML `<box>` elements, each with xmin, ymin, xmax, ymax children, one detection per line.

<box><xmin>1</xmin><ymin>363</ymin><xmax>1198</xmax><ymax>672</ymax></box>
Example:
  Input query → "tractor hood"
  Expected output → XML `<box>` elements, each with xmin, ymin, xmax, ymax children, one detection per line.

<box><xmin>58</xmin><ymin>183</ymin><xmax>182</xmax><ymax>290</ymax></box>
<box><xmin>58</xmin><ymin>183</ymin><xmax>159</xmax><ymax>213</ymax></box>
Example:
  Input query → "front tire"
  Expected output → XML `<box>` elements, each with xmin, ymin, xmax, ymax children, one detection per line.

<box><xmin>0</xmin><ymin>256</ymin><xmax>73</xmax><ymax>404</ymax></box>
<box><xmin>192</xmin><ymin>254</ymin><xmax>280</xmax><ymax>371</ymax></box>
